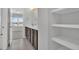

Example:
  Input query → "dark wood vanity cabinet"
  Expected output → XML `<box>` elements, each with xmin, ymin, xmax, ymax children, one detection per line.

<box><xmin>25</xmin><ymin>27</ymin><xmax>38</xmax><ymax>50</ymax></box>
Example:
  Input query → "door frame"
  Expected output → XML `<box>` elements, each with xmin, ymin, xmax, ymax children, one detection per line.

<box><xmin>7</xmin><ymin>8</ymin><xmax>11</xmax><ymax>48</ymax></box>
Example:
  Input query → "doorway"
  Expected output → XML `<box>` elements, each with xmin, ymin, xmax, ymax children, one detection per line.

<box><xmin>9</xmin><ymin>8</ymin><xmax>24</xmax><ymax>46</ymax></box>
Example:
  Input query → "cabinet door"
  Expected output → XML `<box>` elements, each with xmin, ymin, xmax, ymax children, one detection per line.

<box><xmin>34</xmin><ymin>30</ymin><xmax>38</xmax><ymax>50</ymax></box>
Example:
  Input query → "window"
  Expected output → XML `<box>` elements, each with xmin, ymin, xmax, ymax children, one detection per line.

<box><xmin>11</xmin><ymin>16</ymin><xmax>23</xmax><ymax>26</ymax></box>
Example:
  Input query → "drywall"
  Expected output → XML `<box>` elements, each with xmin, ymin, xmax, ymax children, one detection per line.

<box><xmin>1</xmin><ymin>8</ymin><xmax>9</xmax><ymax>49</ymax></box>
<box><xmin>38</xmin><ymin>8</ymin><xmax>48</xmax><ymax>50</ymax></box>
<box><xmin>23</xmin><ymin>8</ymin><xmax>38</xmax><ymax>28</ymax></box>
<box><xmin>0</xmin><ymin>9</ymin><xmax>3</xmax><ymax>49</ymax></box>
<box><xmin>23</xmin><ymin>9</ymin><xmax>33</xmax><ymax>26</ymax></box>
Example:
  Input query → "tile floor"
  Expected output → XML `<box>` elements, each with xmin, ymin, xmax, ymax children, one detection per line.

<box><xmin>8</xmin><ymin>39</ymin><xmax>34</xmax><ymax>50</ymax></box>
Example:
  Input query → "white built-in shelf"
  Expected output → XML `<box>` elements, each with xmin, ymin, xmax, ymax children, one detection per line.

<box><xmin>52</xmin><ymin>24</ymin><xmax>79</xmax><ymax>29</ymax></box>
<box><xmin>51</xmin><ymin>8</ymin><xmax>79</xmax><ymax>14</ymax></box>
<box><xmin>51</xmin><ymin>8</ymin><xmax>79</xmax><ymax>50</ymax></box>
<box><xmin>52</xmin><ymin>37</ymin><xmax>79</xmax><ymax>50</ymax></box>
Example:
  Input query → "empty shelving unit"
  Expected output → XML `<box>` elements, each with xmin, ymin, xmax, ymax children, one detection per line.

<box><xmin>51</xmin><ymin>8</ymin><xmax>79</xmax><ymax>50</ymax></box>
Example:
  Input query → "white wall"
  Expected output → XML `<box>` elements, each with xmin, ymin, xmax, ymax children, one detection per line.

<box><xmin>23</xmin><ymin>9</ymin><xmax>33</xmax><ymax>26</ymax></box>
<box><xmin>1</xmin><ymin>8</ymin><xmax>9</xmax><ymax>49</ymax></box>
<box><xmin>23</xmin><ymin>8</ymin><xmax>38</xmax><ymax>27</ymax></box>
<box><xmin>0</xmin><ymin>9</ymin><xmax>3</xmax><ymax>49</ymax></box>
<box><xmin>38</xmin><ymin>8</ymin><xmax>48</xmax><ymax>50</ymax></box>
